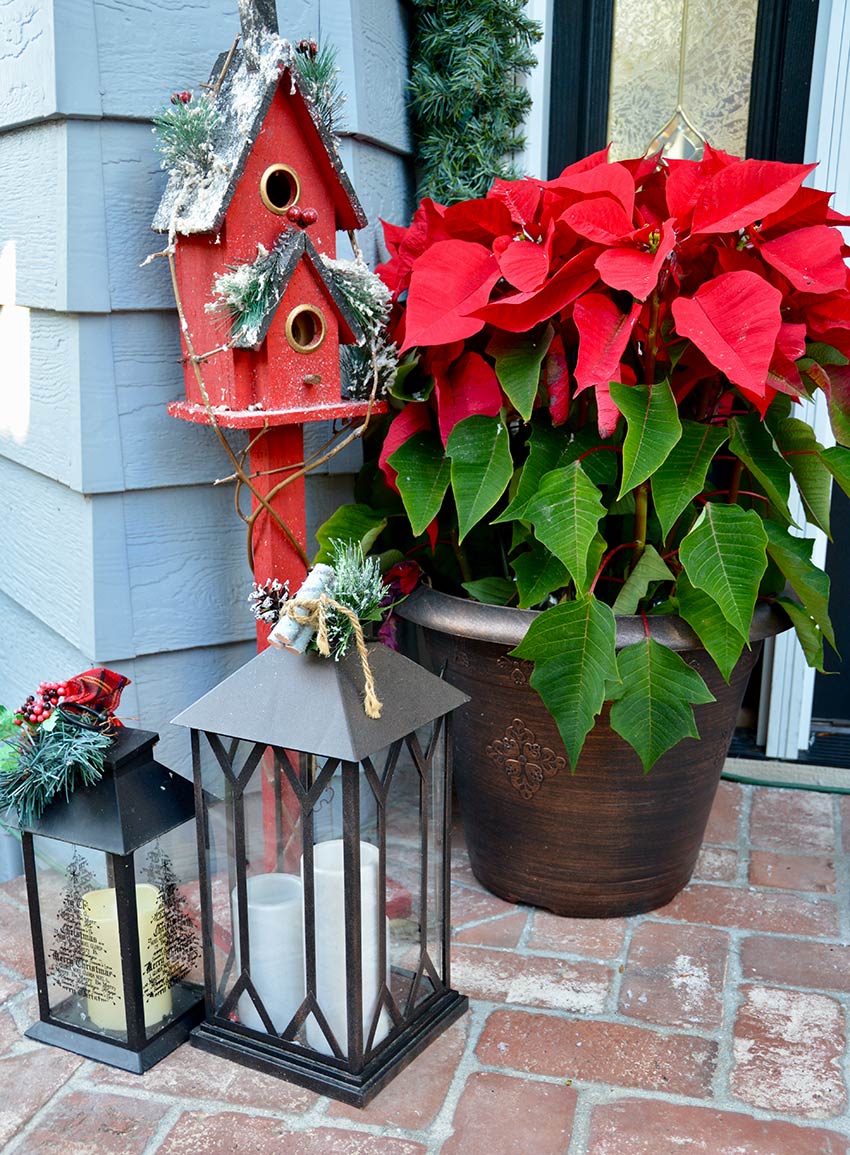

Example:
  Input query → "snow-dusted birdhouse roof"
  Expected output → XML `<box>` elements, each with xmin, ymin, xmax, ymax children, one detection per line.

<box><xmin>229</xmin><ymin>229</ymin><xmax>365</xmax><ymax>349</ymax></box>
<box><xmin>152</xmin><ymin>31</ymin><xmax>366</xmax><ymax>236</ymax></box>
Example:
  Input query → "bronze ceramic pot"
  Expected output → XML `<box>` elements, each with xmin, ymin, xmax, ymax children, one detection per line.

<box><xmin>398</xmin><ymin>587</ymin><xmax>788</xmax><ymax>918</ymax></box>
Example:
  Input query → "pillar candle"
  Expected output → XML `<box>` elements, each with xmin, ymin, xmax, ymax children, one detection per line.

<box><xmin>305</xmin><ymin>839</ymin><xmax>390</xmax><ymax>1056</ymax></box>
<box><xmin>81</xmin><ymin>883</ymin><xmax>172</xmax><ymax>1032</ymax></box>
<box><xmin>231</xmin><ymin>872</ymin><xmax>304</xmax><ymax>1033</ymax></box>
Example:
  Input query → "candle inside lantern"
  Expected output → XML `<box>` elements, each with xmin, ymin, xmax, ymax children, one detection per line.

<box><xmin>81</xmin><ymin>883</ymin><xmax>172</xmax><ymax>1031</ymax></box>
<box><xmin>306</xmin><ymin>840</ymin><xmax>390</xmax><ymax>1056</ymax></box>
<box><xmin>232</xmin><ymin>873</ymin><xmax>305</xmax><ymax>1032</ymax></box>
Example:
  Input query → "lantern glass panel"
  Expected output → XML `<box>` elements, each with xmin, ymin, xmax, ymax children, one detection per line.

<box><xmin>134</xmin><ymin>830</ymin><xmax>204</xmax><ymax>1040</ymax></box>
<box><xmin>31</xmin><ymin>838</ymin><xmax>124</xmax><ymax>1037</ymax></box>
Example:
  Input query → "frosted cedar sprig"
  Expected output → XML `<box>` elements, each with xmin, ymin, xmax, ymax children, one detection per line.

<box><xmin>0</xmin><ymin>717</ymin><xmax>111</xmax><ymax>827</ymax></box>
<box><xmin>153</xmin><ymin>92</ymin><xmax>221</xmax><ymax>176</ymax></box>
<box><xmin>208</xmin><ymin>235</ymin><xmax>292</xmax><ymax>346</ymax></box>
<box><xmin>293</xmin><ymin>39</ymin><xmax>347</xmax><ymax>138</ymax></box>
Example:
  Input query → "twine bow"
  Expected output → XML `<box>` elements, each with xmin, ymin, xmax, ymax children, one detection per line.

<box><xmin>279</xmin><ymin>595</ymin><xmax>383</xmax><ymax>719</ymax></box>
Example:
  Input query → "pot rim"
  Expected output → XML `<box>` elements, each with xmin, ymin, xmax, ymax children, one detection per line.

<box><xmin>396</xmin><ymin>585</ymin><xmax>790</xmax><ymax>652</ymax></box>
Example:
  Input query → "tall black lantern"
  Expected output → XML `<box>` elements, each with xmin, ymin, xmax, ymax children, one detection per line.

<box><xmin>22</xmin><ymin>728</ymin><xmax>204</xmax><ymax>1072</ymax></box>
<box><xmin>172</xmin><ymin>642</ymin><xmax>469</xmax><ymax>1107</ymax></box>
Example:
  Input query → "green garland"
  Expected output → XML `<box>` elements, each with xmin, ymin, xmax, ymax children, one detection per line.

<box><xmin>322</xmin><ymin>541</ymin><xmax>385</xmax><ymax>658</ymax></box>
<box><xmin>0</xmin><ymin>716</ymin><xmax>111</xmax><ymax>828</ymax></box>
<box><xmin>153</xmin><ymin>92</ymin><xmax>220</xmax><ymax>177</ymax></box>
<box><xmin>408</xmin><ymin>0</ymin><xmax>542</xmax><ymax>204</ymax></box>
<box><xmin>293</xmin><ymin>42</ymin><xmax>347</xmax><ymax>138</ymax></box>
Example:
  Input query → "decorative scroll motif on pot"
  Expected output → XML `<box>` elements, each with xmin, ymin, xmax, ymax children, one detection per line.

<box><xmin>486</xmin><ymin>718</ymin><xmax>565</xmax><ymax>799</ymax></box>
<box><xmin>496</xmin><ymin>655</ymin><xmax>529</xmax><ymax>686</ymax></box>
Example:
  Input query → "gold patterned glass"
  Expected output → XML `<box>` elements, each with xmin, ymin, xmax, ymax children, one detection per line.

<box><xmin>607</xmin><ymin>0</ymin><xmax>760</xmax><ymax>161</ymax></box>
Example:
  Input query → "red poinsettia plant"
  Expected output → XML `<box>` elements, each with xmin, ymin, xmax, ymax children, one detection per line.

<box><xmin>319</xmin><ymin>146</ymin><xmax>850</xmax><ymax>772</ymax></box>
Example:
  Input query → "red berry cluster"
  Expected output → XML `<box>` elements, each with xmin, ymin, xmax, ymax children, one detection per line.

<box><xmin>170</xmin><ymin>91</ymin><xmax>192</xmax><ymax>105</ymax></box>
<box><xmin>14</xmin><ymin>681</ymin><xmax>68</xmax><ymax>727</ymax></box>
<box><xmin>297</xmin><ymin>39</ymin><xmax>318</xmax><ymax>58</ymax></box>
<box><xmin>286</xmin><ymin>205</ymin><xmax>318</xmax><ymax>227</ymax></box>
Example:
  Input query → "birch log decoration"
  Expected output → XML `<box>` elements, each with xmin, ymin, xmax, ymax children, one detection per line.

<box><xmin>268</xmin><ymin>564</ymin><xmax>336</xmax><ymax>652</ymax></box>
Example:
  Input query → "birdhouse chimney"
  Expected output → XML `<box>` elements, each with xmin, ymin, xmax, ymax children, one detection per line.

<box><xmin>238</xmin><ymin>0</ymin><xmax>278</xmax><ymax>68</ymax></box>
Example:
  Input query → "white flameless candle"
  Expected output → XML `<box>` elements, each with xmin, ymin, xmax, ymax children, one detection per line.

<box><xmin>232</xmin><ymin>873</ymin><xmax>305</xmax><ymax>1032</ymax></box>
<box><xmin>81</xmin><ymin>883</ymin><xmax>172</xmax><ymax>1031</ymax></box>
<box><xmin>305</xmin><ymin>840</ymin><xmax>390</xmax><ymax>1055</ymax></box>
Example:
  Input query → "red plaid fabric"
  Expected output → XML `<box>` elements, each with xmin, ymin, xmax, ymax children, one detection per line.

<box><xmin>62</xmin><ymin>668</ymin><xmax>131</xmax><ymax>724</ymax></box>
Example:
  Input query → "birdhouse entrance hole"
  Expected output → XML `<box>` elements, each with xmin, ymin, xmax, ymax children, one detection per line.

<box><xmin>286</xmin><ymin>305</ymin><xmax>326</xmax><ymax>353</ymax></box>
<box><xmin>260</xmin><ymin>164</ymin><xmax>301</xmax><ymax>213</ymax></box>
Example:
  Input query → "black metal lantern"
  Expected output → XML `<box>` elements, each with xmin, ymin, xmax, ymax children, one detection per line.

<box><xmin>172</xmin><ymin>642</ymin><xmax>469</xmax><ymax>1107</ymax></box>
<box><xmin>22</xmin><ymin>728</ymin><xmax>204</xmax><ymax>1072</ymax></box>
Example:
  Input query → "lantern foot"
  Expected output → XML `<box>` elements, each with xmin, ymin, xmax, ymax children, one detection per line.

<box><xmin>188</xmin><ymin>989</ymin><xmax>469</xmax><ymax>1107</ymax></box>
<box><xmin>25</xmin><ymin>989</ymin><xmax>204</xmax><ymax>1074</ymax></box>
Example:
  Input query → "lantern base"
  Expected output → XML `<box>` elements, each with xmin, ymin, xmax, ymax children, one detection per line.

<box><xmin>25</xmin><ymin>993</ymin><xmax>204</xmax><ymax>1074</ymax></box>
<box><xmin>190</xmin><ymin>989</ymin><xmax>469</xmax><ymax>1107</ymax></box>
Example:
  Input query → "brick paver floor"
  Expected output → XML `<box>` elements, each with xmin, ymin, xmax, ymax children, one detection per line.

<box><xmin>1</xmin><ymin>781</ymin><xmax>849</xmax><ymax>1153</ymax></box>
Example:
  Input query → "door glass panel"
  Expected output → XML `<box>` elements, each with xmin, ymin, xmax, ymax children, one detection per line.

<box><xmin>607</xmin><ymin>0</ymin><xmax>759</xmax><ymax>160</ymax></box>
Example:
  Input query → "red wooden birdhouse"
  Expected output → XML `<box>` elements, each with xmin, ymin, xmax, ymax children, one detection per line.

<box><xmin>153</xmin><ymin>17</ymin><xmax>384</xmax><ymax>428</ymax></box>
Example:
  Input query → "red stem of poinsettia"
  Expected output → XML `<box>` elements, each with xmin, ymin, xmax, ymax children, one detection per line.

<box><xmin>577</xmin><ymin>445</ymin><xmax>622</xmax><ymax>463</ymax></box>
<box><xmin>644</xmin><ymin>292</ymin><xmax>662</xmax><ymax>385</ymax></box>
<box><xmin>589</xmin><ymin>541</ymin><xmax>639</xmax><ymax>596</ymax></box>
<box><xmin>640</xmin><ymin>609</ymin><xmax>651</xmax><ymax>638</ymax></box>
<box><xmin>728</xmin><ymin>459</ymin><xmax>744</xmax><ymax>504</ymax></box>
<box><xmin>698</xmin><ymin>490</ymin><xmax>770</xmax><ymax>505</ymax></box>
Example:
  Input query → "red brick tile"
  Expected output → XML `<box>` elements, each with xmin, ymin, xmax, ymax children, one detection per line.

<box><xmin>453</xmin><ymin>910</ymin><xmax>528</xmax><ymax>948</ymax></box>
<box><xmin>840</xmin><ymin>795</ymin><xmax>850</xmax><ymax>852</ymax></box>
<box><xmin>0</xmin><ymin>1048</ymin><xmax>83</xmax><ymax>1147</ymax></box>
<box><xmin>442</xmin><ymin>1071</ymin><xmax>577</xmax><ymax>1155</ymax></box>
<box><xmin>586</xmin><ymin>1097</ymin><xmax>849</xmax><ymax>1155</ymax></box>
<box><xmin>750</xmin><ymin>850</ymin><xmax>836</xmax><ymax>893</ymax></box>
<box><xmin>657</xmin><ymin>884</ymin><xmax>839</xmax><ymax>936</ymax></box>
<box><xmin>0</xmin><ymin>1009</ymin><xmax>21</xmax><ymax>1056</ymax></box>
<box><xmin>0</xmin><ymin>896</ymin><xmax>36</xmax><ymax>978</ymax></box>
<box><xmin>452</xmin><ymin>945</ymin><xmax>610</xmax><ymax>1013</ymax></box>
<box><xmin>328</xmin><ymin>1018</ymin><xmax>466</xmax><ymax>1130</ymax></box>
<box><xmin>157</xmin><ymin>1114</ymin><xmax>427</xmax><ymax>1154</ymax></box>
<box><xmin>750</xmin><ymin>787</ymin><xmax>835</xmax><ymax>853</ymax></box>
<box><xmin>89</xmin><ymin>1041</ymin><xmax>315</xmax><ymax>1112</ymax></box>
<box><xmin>451</xmin><ymin>885</ymin><xmax>519</xmax><ymax>927</ymax></box>
<box><xmin>476</xmin><ymin>1009</ymin><xmax>716</xmax><ymax>1097</ymax></box>
<box><xmin>732</xmin><ymin>985</ymin><xmax>846</xmax><ymax>1118</ymax></box>
<box><xmin>527</xmin><ymin>912</ymin><xmax>627</xmax><ymax>959</ymax></box>
<box><xmin>22</xmin><ymin>1090</ymin><xmax>170</xmax><ymax>1154</ymax></box>
<box><xmin>741</xmin><ymin>935</ymin><xmax>850</xmax><ymax>993</ymax></box>
<box><xmin>619</xmin><ymin>922</ymin><xmax>729</xmax><ymax>1029</ymax></box>
<box><xmin>693</xmin><ymin>845</ymin><xmax>739</xmax><ymax>882</ymax></box>
<box><xmin>703</xmin><ymin>781</ymin><xmax>742</xmax><ymax>845</ymax></box>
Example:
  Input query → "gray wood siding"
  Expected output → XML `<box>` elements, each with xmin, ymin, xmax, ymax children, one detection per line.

<box><xmin>0</xmin><ymin>0</ymin><xmax>412</xmax><ymax>776</ymax></box>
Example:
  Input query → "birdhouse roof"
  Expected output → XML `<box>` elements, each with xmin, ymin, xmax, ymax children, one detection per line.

<box><xmin>229</xmin><ymin>229</ymin><xmax>366</xmax><ymax>349</ymax></box>
<box><xmin>171</xmin><ymin>644</ymin><xmax>470</xmax><ymax>762</ymax></box>
<box><xmin>152</xmin><ymin>31</ymin><xmax>366</xmax><ymax>236</ymax></box>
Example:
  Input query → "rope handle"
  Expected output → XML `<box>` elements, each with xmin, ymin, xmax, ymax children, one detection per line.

<box><xmin>277</xmin><ymin>595</ymin><xmax>383</xmax><ymax>719</ymax></box>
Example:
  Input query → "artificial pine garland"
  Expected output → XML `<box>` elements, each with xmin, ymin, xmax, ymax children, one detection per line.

<box><xmin>322</xmin><ymin>541</ymin><xmax>386</xmax><ymax>658</ymax></box>
<box><xmin>408</xmin><ymin>0</ymin><xmax>541</xmax><ymax>203</ymax></box>
<box><xmin>153</xmin><ymin>92</ymin><xmax>221</xmax><ymax>177</ymax></box>
<box><xmin>0</xmin><ymin>716</ymin><xmax>112</xmax><ymax>827</ymax></box>
<box><xmin>208</xmin><ymin>236</ymin><xmax>290</xmax><ymax>346</ymax></box>
<box><xmin>293</xmin><ymin>40</ymin><xmax>347</xmax><ymax>137</ymax></box>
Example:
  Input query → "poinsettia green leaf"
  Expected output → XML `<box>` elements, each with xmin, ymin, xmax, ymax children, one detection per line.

<box><xmin>679</xmin><ymin>503</ymin><xmax>768</xmax><ymax>638</ymax></box>
<box><xmin>806</xmin><ymin>342</ymin><xmax>849</xmax><ymax>367</ymax></box>
<box><xmin>388</xmin><ymin>432</ymin><xmax>451</xmax><ymax>536</ymax></box>
<box><xmin>676</xmin><ymin>573</ymin><xmax>747</xmax><ymax>682</ymax></box>
<box><xmin>495</xmin><ymin>425</ymin><xmax>615</xmax><ymax>524</ymax></box>
<box><xmin>314</xmin><ymin>504</ymin><xmax>388</xmax><ymax>563</ymax></box>
<box><xmin>489</xmin><ymin>324</ymin><xmax>553</xmax><ymax>421</ymax></box>
<box><xmin>388</xmin><ymin>359</ymin><xmax>434</xmax><ymax>403</ymax></box>
<box><xmin>767</xmin><ymin>417</ymin><xmax>832</xmax><ymax>535</ymax></box>
<box><xmin>447</xmin><ymin>415</ymin><xmax>514</xmax><ymax>542</ymax></box>
<box><xmin>609</xmin><ymin>378</ymin><xmax>682</xmax><ymax>498</ymax></box>
<box><xmin>762</xmin><ymin>521</ymin><xmax>835</xmax><ymax>651</ymax></box>
<box><xmin>609</xmin><ymin>638</ymin><xmax>715</xmax><ymax>772</ymax></box>
<box><xmin>728</xmin><ymin>414</ymin><xmax>794</xmax><ymax>524</ymax></box>
<box><xmin>651</xmin><ymin>420</ymin><xmax>729</xmax><ymax>540</ymax></box>
<box><xmin>776</xmin><ymin>595</ymin><xmax>826</xmax><ymax>673</ymax></box>
<box><xmin>513</xmin><ymin>541</ymin><xmax>569</xmax><ymax>608</ymax></box>
<box><xmin>461</xmin><ymin>577</ymin><xmax>516</xmax><ymax>605</ymax></box>
<box><xmin>511</xmin><ymin>598</ymin><xmax>618</xmax><ymax>769</ymax></box>
<box><xmin>821</xmin><ymin>365</ymin><xmax>850</xmax><ymax>447</ymax></box>
<box><xmin>612</xmin><ymin>545</ymin><xmax>675</xmax><ymax>615</ymax></box>
<box><xmin>821</xmin><ymin>445</ymin><xmax>850</xmax><ymax>501</ymax></box>
<box><xmin>523</xmin><ymin>462</ymin><xmax>605</xmax><ymax>593</ymax></box>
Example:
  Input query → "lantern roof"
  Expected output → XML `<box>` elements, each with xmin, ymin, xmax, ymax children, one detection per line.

<box><xmin>171</xmin><ymin>643</ymin><xmax>470</xmax><ymax>762</ymax></box>
<box><xmin>230</xmin><ymin>230</ymin><xmax>365</xmax><ymax>349</ymax></box>
<box><xmin>152</xmin><ymin>32</ymin><xmax>367</xmax><ymax>236</ymax></box>
<box><xmin>24</xmin><ymin>728</ymin><xmax>195</xmax><ymax>855</ymax></box>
